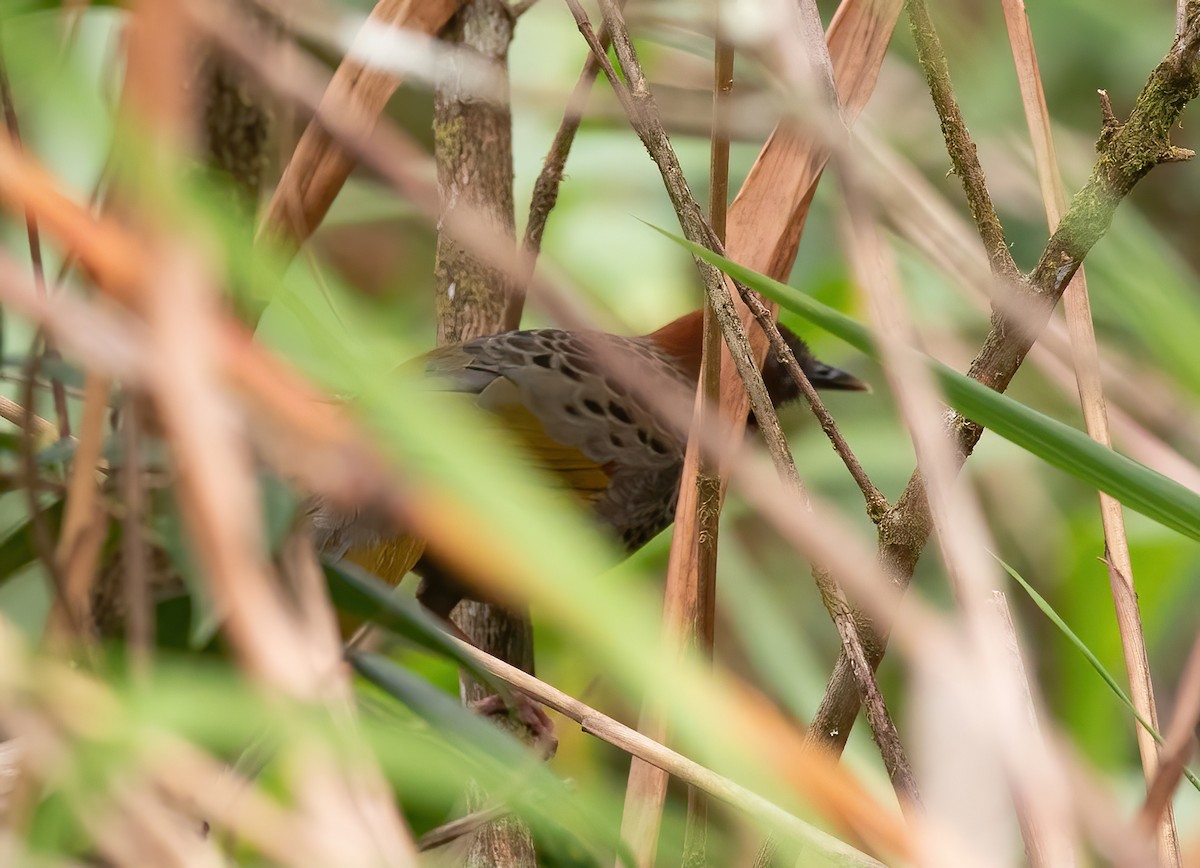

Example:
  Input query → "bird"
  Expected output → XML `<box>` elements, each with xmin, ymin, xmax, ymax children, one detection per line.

<box><xmin>310</xmin><ymin>309</ymin><xmax>868</xmax><ymax>623</ymax></box>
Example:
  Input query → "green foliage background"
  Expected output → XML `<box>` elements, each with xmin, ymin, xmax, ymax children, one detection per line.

<box><xmin>1</xmin><ymin>0</ymin><xmax>1198</xmax><ymax>863</ymax></box>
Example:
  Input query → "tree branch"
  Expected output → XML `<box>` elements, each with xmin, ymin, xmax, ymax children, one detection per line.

<box><xmin>521</xmin><ymin>7</ymin><xmax>623</xmax><ymax>279</ymax></box>
<box><xmin>811</xmin><ymin>0</ymin><xmax>1200</xmax><ymax>756</ymax></box>
<box><xmin>742</xmin><ymin>291</ymin><xmax>888</xmax><ymax>520</ymax></box>
<box><xmin>432</xmin><ymin>641</ymin><xmax>889</xmax><ymax>867</ymax></box>
<box><xmin>562</xmin><ymin>0</ymin><xmax>800</xmax><ymax>488</ymax></box>
<box><xmin>430</xmin><ymin>1</ymin><xmax>537</xmax><ymax>864</ymax></box>
<box><xmin>904</xmin><ymin>0</ymin><xmax>1020</xmax><ymax>284</ymax></box>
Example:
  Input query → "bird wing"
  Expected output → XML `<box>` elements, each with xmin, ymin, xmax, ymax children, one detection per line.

<box><xmin>421</xmin><ymin>339</ymin><xmax>615</xmax><ymax>502</ymax></box>
<box><xmin>341</xmin><ymin>331</ymin><xmax>687</xmax><ymax>588</ymax></box>
<box><xmin>475</xmin><ymin>376</ymin><xmax>611</xmax><ymax>503</ymax></box>
<box><xmin>447</xmin><ymin>329</ymin><xmax>686</xmax><ymax>471</ymax></box>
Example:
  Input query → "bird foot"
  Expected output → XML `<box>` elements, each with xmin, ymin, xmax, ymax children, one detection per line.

<box><xmin>470</xmin><ymin>693</ymin><xmax>558</xmax><ymax>759</ymax></box>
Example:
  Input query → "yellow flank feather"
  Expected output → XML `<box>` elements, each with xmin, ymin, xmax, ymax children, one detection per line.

<box><xmin>346</xmin><ymin>535</ymin><xmax>426</xmax><ymax>589</ymax></box>
<box><xmin>477</xmin><ymin>379</ymin><xmax>612</xmax><ymax>502</ymax></box>
<box><xmin>337</xmin><ymin>348</ymin><xmax>611</xmax><ymax>598</ymax></box>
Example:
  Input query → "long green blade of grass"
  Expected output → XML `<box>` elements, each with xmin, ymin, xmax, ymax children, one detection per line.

<box><xmin>651</xmin><ymin>226</ymin><xmax>1200</xmax><ymax>542</ymax></box>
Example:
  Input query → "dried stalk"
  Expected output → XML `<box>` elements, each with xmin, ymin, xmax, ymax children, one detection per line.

<box><xmin>998</xmin><ymin>0</ymin><xmax>1177</xmax><ymax>860</ymax></box>
<box><xmin>123</xmin><ymin>3</ymin><xmax>420</xmax><ymax>861</ymax></box>
<box><xmin>987</xmin><ymin>592</ymin><xmax>1078</xmax><ymax>866</ymax></box>
<box><xmin>258</xmin><ymin>0</ymin><xmax>462</xmax><ymax>251</ymax></box>
<box><xmin>677</xmin><ymin>19</ymin><xmax>736</xmax><ymax>867</ymax></box>
<box><xmin>120</xmin><ymin>400</ymin><xmax>152</xmax><ymax>675</ymax></box>
<box><xmin>418</xmin><ymin>805</ymin><xmax>510</xmax><ymax>851</ymax></box>
<box><xmin>811</xmin><ymin>0</ymin><xmax>1200</xmax><ymax>762</ymax></box>
<box><xmin>48</xmin><ymin>373</ymin><xmax>111</xmax><ymax>640</ymax></box>
<box><xmin>838</xmin><ymin>155</ymin><xmax>1008</xmax><ymax>814</ymax></box>
<box><xmin>440</xmin><ymin>640</ymin><xmax>891</xmax><ymax>866</ymax></box>
<box><xmin>1140</xmin><ymin>629</ymin><xmax>1200</xmax><ymax>827</ymax></box>
<box><xmin>0</xmin><ymin>395</ymin><xmax>58</xmax><ymax>445</ymax></box>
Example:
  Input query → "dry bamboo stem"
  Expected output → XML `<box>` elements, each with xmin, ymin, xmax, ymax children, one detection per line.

<box><xmin>446</xmin><ymin>638</ymin><xmax>887</xmax><ymax>867</ymax></box>
<box><xmin>999</xmin><ymin>0</ymin><xmax>1178</xmax><ymax>861</ymax></box>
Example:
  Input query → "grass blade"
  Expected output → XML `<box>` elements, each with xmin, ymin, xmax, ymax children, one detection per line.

<box><xmin>994</xmin><ymin>555</ymin><xmax>1200</xmax><ymax>794</ymax></box>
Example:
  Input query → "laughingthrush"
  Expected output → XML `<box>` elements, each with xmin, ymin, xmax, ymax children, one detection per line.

<box><xmin>311</xmin><ymin>309</ymin><xmax>867</xmax><ymax>620</ymax></box>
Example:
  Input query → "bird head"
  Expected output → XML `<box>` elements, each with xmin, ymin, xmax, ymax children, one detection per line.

<box><xmin>762</xmin><ymin>323</ymin><xmax>870</xmax><ymax>407</ymax></box>
<box><xmin>647</xmin><ymin>310</ymin><xmax>869</xmax><ymax>408</ymax></box>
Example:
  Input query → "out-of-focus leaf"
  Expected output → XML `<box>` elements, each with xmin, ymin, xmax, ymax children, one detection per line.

<box><xmin>352</xmin><ymin>652</ymin><xmax>535</xmax><ymax>769</ymax></box>
<box><xmin>5</xmin><ymin>0</ymin><xmax>119</xmax><ymax>15</ymax></box>
<box><xmin>35</xmin><ymin>437</ymin><xmax>78</xmax><ymax>467</ymax></box>
<box><xmin>0</xmin><ymin>356</ymin><xmax>87</xmax><ymax>390</ymax></box>
<box><xmin>259</xmin><ymin>472</ymin><xmax>297</xmax><ymax>554</ymax></box>
<box><xmin>0</xmin><ymin>500</ymin><xmax>63</xmax><ymax>582</ymax></box>
<box><xmin>1085</xmin><ymin>210</ymin><xmax>1200</xmax><ymax>398</ymax></box>
<box><xmin>323</xmin><ymin>557</ymin><xmax>505</xmax><ymax>693</ymax></box>
<box><xmin>152</xmin><ymin>494</ymin><xmax>219</xmax><ymax>649</ymax></box>
<box><xmin>653</xmin><ymin>226</ymin><xmax>1200</xmax><ymax>542</ymax></box>
<box><xmin>351</xmin><ymin>652</ymin><xmax>631</xmax><ymax>867</ymax></box>
<box><xmin>995</xmin><ymin>555</ymin><xmax>1200</xmax><ymax>793</ymax></box>
<box><xmin>26</xmin><ymin>790</ymin><xmax>89</xmax><ymax>860</ymax></box>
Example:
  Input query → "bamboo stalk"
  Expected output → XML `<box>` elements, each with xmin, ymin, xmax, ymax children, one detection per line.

<box><xmin>999</xmin><ymin>0</ymin><xmax>1178</xmax><ymax>860</ymax></box>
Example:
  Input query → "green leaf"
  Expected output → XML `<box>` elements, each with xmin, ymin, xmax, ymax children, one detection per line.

<box><xmin>259</xmin><ymin>472</ymin><xmax>298</xmax><ymax>554</ymax></box>
<box><xmin>152</xmin><ymin>495</ymin><xmax>219</xmax><ymax>649</ymax></box>
<box><xmin>933</xmin><ymin>367</ymin><xmax>1200</xmax><ymax>540</ymax></box>
<box><xmin>0</xmin><ymin>356</ymin><xmax>87</xmax><ymax>390</ymax></box>
<box><xmin>351</xmin><ymin>652</ymin><xmax>535</xmax><ymax>770</ymax></box>
<box><xmin>996</xmin><ymin>555</ymin><xmax>1200</xmax><ymax>794</ymax></box>
<box><xmin>0</xmin><ymin>500</ymin><xmax>63</xmax><ymax>583</ymax></box>
<box><xmin>650</xmin><ymin>225</ymin><xmax>1200</xmax><ymax>542</ymax></box>
<box><xmin>35</xmin><ymin>437</ymin><xmax>78</xmax><ymax>467</ymax></box>
<box><xmin>350</xmin><ymin>652</ymin><xmax>634</xmax><ymax>867</ymax></box>
<box><xmin>323</xmin><ymin>557</ymin><xmax>507</xmax><ymax>694</ymax></box>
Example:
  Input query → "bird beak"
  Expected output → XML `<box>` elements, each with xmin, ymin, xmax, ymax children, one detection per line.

<box><xmin>812</xmin><ymin>364</ymin><xmax>872</xmax><ymax>393</ymax></box>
